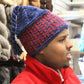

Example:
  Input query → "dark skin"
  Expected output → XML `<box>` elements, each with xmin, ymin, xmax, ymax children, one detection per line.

<box><xmin>34</xmin><ymin>29</ymin><xmax>73</xmax><ymax>70</ymax></box>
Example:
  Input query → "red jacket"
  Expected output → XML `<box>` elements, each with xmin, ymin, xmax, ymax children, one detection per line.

<box><xmin>11</xmin><ymin>55</ymin><xmax>81</xmax><ymax>84</ymax></box>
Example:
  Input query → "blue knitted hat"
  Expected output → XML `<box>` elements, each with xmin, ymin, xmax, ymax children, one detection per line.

<box><xmin>11</xmin><ymin>5</ymin><xmax>68</xmax><ymax>56</ymax></box>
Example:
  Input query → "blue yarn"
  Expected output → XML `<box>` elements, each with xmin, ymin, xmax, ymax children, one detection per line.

<box><xmin>16</xmin><ymin>5</ymin><xmax>49</xmax><ymax>37</ymax></box>
<box><xmin>11</xmin><ymin>6</ymin><xmax>23</xmax><ymax>56</ymax></box>
<box><xmin>11</xmin><ymin>5</ymin><xmax>49</xmax><ymax>56</ymax></box>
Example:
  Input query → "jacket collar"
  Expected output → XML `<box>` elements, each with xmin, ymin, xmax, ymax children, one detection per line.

<box><xmin>24</xmin><ymin>55</ymin><xmax>67</xmax><ymax>83</ymax></box>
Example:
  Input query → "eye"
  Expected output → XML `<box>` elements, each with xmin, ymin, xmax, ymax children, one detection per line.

<box><xmin>59</xmin><ymin>38</ymin><xmax>65</xmax><ymax>42</ymax></box>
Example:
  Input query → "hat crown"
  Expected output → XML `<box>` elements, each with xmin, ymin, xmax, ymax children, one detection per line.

<box><xmin>12</xmin><ymin>5</ymin><xmax>49</xmax><ymax>36</ymax></box>
<box><xmin>11</xmin><ymin>5</ymin><xmax>49</xmax><ymax>56</ymax></box>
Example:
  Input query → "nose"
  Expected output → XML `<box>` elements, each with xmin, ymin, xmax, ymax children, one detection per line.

<box><xmin>66</xmin><ymin>39</ymin><xmax>73</xmax><ymax>49</ymax></box>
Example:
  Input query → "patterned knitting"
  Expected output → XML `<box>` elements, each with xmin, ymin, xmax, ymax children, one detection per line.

<box><xmin>11</xmin><ymin>5</ymin><xmax>68</xmax><ymax>56</ymax></box>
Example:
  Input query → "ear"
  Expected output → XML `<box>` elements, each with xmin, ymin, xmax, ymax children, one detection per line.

<box><xmin>39</xmin><ymin>45</ymin><xmax>48</xmax><ymax>55</ymax></box>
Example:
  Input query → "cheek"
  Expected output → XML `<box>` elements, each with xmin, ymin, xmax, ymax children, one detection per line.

<box><xmin>56</xmin><ymin>45</ymin><xmax>66</xmax><ymax>57</ymax></box>
<box><xmin>44</xmin><ymin>43</ymin><xmax>67</xmax><ymax>63</ymax></box>
<box><xmin>52</xmin><ymin>43</ymin><xmax>66</xmax><ymax>57</ymax></box>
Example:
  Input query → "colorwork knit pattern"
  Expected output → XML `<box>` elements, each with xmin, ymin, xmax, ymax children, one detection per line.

<box><xmin>11</xmin><ymin>6</ymin><xmax>68</xmax><ymax>56</ymax></box>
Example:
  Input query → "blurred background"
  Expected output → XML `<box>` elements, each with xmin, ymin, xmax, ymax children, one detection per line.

<box><xmin>0</xmin><ymin>0</ymin><xmax>84</xmax><ymax>83</ymax></box>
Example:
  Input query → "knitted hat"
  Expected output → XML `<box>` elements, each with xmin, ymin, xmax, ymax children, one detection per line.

<box><xmin>11</xmin><ymin>5</ymin><xmax>68</xmax><ymax>57</ymax></box>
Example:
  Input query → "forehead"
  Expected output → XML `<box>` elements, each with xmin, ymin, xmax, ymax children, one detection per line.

<box><xmin>47</xmin><ymin>29</ymin><xmax>68</xmax><ymax>45</ymax></box>
<box><xmin>56</xmin><ymin>29</ymin><xmax>68</xmax><ymax>38</ymax></box>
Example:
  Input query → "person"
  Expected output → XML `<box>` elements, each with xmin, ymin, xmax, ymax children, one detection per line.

<box><xmin>11</xmin><ymin>5</ymin><xmax>81</xmax><ymax>84</ymax></box>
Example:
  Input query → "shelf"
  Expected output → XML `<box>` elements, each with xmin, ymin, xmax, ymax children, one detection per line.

<box><xmin>59</xmin><ymin>15</ymin><xmax>84</xmax><ymax>22</ymax></box>
<box><xmin>68</xmin><ymin>22</ymin><xmax>81</xmax><ymax>28</ymax></box>
<box><xmin>58</xmin><ymin>11</ymin><xmax>84</xmax><ymax>22</ymax></box>
<box><xmin>68</xmin><ymin>2</ymin><xmax>84</xmax><ymax>6</ymax></box>
<box><xmin>71</xmin><ymin>51</ymin><xmax>84</xmax><ymax>53</ymax></box>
